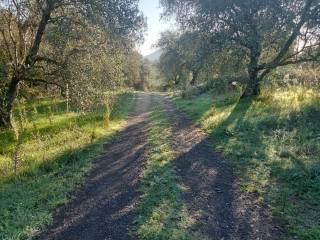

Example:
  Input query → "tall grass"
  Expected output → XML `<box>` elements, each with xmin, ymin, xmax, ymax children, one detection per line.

<box><xmin>0</xmin><ymin>91</ymin><xmax>136</xmax><ymax>240</ymax></box>
<box><xmin>173</xmin><ymin>86</ymin><xmax>320</xmax><ymax>239</ymax></box>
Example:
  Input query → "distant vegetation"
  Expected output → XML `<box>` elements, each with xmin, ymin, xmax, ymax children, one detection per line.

<box><xmin>144</xmin><ymin>49</ymin><xmax>164</xmax><ymax>63</ymax></box>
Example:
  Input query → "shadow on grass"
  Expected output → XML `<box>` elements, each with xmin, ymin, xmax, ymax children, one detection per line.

<box><xmin>166</xmin><ymin>95</ymin><xmax>271</xmax><ymax>239</ymax></box>
<box><xmin>207</xmin><ymin>98</ymin><xmax>320</xmax><ymax>238</ymax></box>
<box><xmin>173</xmin><ymin>92</ymin><xmax>320</xmax><ymax>239</ymax></box>
<box><xmin>135</xmin><ymin>108</ymin><xmax>192</xmax><ymax>239</ymax></box>
<box><xmin>131</xmin><ymin>94</ymin><xmax>260</xmax><ymax>239</ymax></box>
<box><xmin>37</xmin><ymin>109</ymin><xmax>149</xmax><ymax>240</ymax></box>
<box><xmin>0</xmin><ymin>133</ymin><xmax>112</xmax><ymax>239</ymax></box>
<box><xmin>136</xmin><ymin>159</ymin><xmax>190</xmax><ymax>239</ymax></box>
<box><xmin>0</xmin><ymin>92</ymin><xmax>137</xmax><ymax>240</ymax></box>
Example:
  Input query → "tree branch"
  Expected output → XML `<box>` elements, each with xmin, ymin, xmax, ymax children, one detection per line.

<box><xmin>34</xmin><ymin>56</ymin><xmax>62</xmax><ymax>66</ymax></box>
<box><xmin>25</xmin><ymin>0</ymin><xmax>55</xmax><ymax>67</ymax></box>
<box><xmin>260</xmin><ymin>0</ymin><xmax>314</xmax><ymax>70</ymax></box>
<box><xmin>24</xmin><ymin>78</ymin><xmax>64</xmax><ymax>89</ymax></box>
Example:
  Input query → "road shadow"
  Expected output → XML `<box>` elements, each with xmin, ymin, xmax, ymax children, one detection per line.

<box><xmin>157</xmin><ymin>94</ymin><xmax>283</xmax><ymax>239</ymax></box>
<box><xmin>37</xmin><ymin>98</ymin><xmax>151</xmax><ymax>240</ymax></box>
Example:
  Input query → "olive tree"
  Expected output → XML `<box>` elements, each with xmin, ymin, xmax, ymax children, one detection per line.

<box><xmin>157</xmin><ymin>30</ymin><xmax>212</xmax><ymax>88</ymax></box>
<box><xmin>0</xmin><ymin>0</ymin><xmax>144</xmax><ymax>129</ymax></box>
<box><xmin>161</xmin><ymin>0</ymin><xmax>320</xmax><ymax>97</ymax></box>
<box><xmin>123</xmin><ymin>50</ymin><xmax>144</xmax><ymax>88</ymax></box>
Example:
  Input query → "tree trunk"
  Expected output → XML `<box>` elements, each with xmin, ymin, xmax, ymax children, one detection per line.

<box><xmin>241</xmin><ymin>71</ymin><xmax>261</xmax><ymax>98</ymax></box>
<box><xmin>190</xmin><ymin>70</ymin><xmax>199</xmax><ymax>86</ymax></box>
<box><xmin>0</xmin><ymin>76</ymin><xmax>20</xmax><ymax>129</ymax></box>
<box><xmin>0</xmin><ymin>107</ymin><xmax>11</xmax><ymax>129</ymax></box>
<box><xmin>0</xmin><ymin>2</ymin><xmax>53</xmax><ymax>130</ymax></box>
<box><xmin>241</xmin><ymin>51</ymin><xmax>261</xmax><ymax>98</ymax></box>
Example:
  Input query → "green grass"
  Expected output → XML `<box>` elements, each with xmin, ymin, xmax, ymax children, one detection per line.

<box><xmin>173</xmin><ymin>87</ymin><xmax>320</xmax><ymax>240</ymax></box>
<box><xmin>135</xmin><ymin>105</ymin><xmax>194</xmax><ymax>240</ymax></box>
<box><xmin>0</xmin><ymin>91</ymin><xmax>136</xmax><ymax>240</ymax></box>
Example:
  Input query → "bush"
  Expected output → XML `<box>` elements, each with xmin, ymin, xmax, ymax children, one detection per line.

<box><xmin>182</xmin><ymin>75</ymin><xmax>247</xmax><ymax>98</ymax></box>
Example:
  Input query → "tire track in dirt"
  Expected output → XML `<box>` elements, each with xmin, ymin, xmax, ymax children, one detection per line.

<box><xmin>155</xmin><ymin>94</ymin><xmax>283</xmax><ymax>240</ymax></box>
<box><xmin>38</xmin><ymin>93</ymin><xmax>152</xmax><ymax>240</ymax></box>
<box><xmin>38</xmin><ymin>92</ymin><xmax>283</xmax><ymax>240</ymax></box>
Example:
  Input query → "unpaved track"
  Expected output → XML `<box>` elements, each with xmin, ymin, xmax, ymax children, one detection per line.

<box><xmin>39</xmin><ymin>93</ymin><xmax>152</xmax><ymax>240</ymax></box>
<box><xmin>154</xmin><ymin>94</ymin><xmax>282</xmax><ymax>240</ymax></box>
<box><xmin>39</xmin><ymin>93</ymin><xmax>281</xmax><ymax>240</ymax></box>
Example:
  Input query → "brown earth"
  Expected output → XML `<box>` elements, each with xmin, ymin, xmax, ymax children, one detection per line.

<box><xmin>38</xmin><ymin>93</ymin><xmax>152</xmax><ymax>240</ymax></box>
<box><xmin>38</xmin><ymin>93</ymin><xmax>282</xmax><ymax>240</ymax></box>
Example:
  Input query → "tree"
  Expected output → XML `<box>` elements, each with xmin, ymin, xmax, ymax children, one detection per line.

<box><xmin>157</xmin><ymin>31</ymin><xmax>184</xmax><ymax>87</ymax></box>
<box><xmin>158</xmin><ymin>29</ymin><xmax>217</xmax><ymax>88</ymax></box>
<box><xmin>139</xmin><ymin>59</ymin><xmax>151</xmax><ymax>90</ymax></box>
<box><xmin>123</xmin><ymin>50</ymin><xmax>144</xmax><ymax>88</ymax></box>
<box><xmin>161</xmin><ymin>0</ymin><xmax>320</xmax><ymax>97</ymax></box>
<box><xmin>175</xmin><ymin>32</ymin><xmax>212</xmax><ymax>86</ymax></box>
<box><xmin>0</xmin><ymin>0</ymin><xmax>144</xmax><ymax>129</ymax></box>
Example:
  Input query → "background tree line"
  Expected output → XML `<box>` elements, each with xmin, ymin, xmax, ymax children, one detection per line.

<box><xmin>157</xmin><ymin>0</ymin><xmax>320</xmax><ymax>95</ymax></box>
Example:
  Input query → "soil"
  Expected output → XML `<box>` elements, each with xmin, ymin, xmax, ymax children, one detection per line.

<box><xmin>38</xmin><ymin>93</ymin><xmax>152</xmax><ymax>240</ymax></box>
<box><xmin>38</xmin><ymin>93</ymin><xmax>282</xmax><ymax>240</ymax></box>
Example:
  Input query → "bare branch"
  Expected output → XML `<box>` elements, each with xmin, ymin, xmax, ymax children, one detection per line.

<box><xmin>34</xmin><ymin>56</ymin><xmax>62</xmax><ymax>66</ymax></box>
<box><xmin>24</xmin><ymin>77</ymin><xmax>64</xmax><ymax>89</ymax></box>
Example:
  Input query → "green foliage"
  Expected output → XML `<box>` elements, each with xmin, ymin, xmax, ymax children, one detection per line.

<box><xmin>0</xmin><ymin>92</ymin><xmax>136</xmax><ymax>240</ymax></box>
<box><xmin>135</xmin><ymin>106</ymin><xmax>194</xmax><ymax>240</ymax></box>
<box><xmin>0</xmin><ymin>0</ymin><xmax>145</xmax><ymax>128</ymax></box>
<box><xmin>160</xmin><ymin>0</ymin><xmax>320</xmax><ymax>96</ymax></box>
<box><xmin>157</xmin><ymin>31</ymin><xmax>187</xmax><ymax>88</ymax></box>
<box><xmin>157</xmin><ymin>31</ymin><xmax>212</xmax><ymax>89</ymax></box>
<box><xmin>181</xmin><ymin>75</ymin><xmax>245</xmax><ymax>98</ymax></box>
<box><xmin>173</xmin><ymin>87</ymin><xmax>320</xmax><ymax>239</ymax></box>
<box><xmin>123</xmin><ymin>51</ymin><xmax>145</xmax><ymax>88</ymax></box>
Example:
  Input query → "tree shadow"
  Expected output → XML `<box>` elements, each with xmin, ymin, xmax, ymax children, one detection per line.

<box><xmin>167</xmin><ymin>96</ymin><xmax>274</xmax><ymax>239</ymax></box>
<box><xmin>170</xmin><ymin>92</ymin><xmax>320</xmax><ymax>239</ymax></box>
<box><xmin>1</xmin><ymin>93</ymin><xmax>139</xmax><ymax>239</ymax></box>
<box><xmin>134</xmin><ymin>107</ymin><xmax>192</xmax><ymax>239</ymax></box>
<box><xmin>35</xmin><ymin>114</ymin><xmax>150</xmax><ymax>240</ymax></box>
<box><xmin>159</xmin><ymin>93</ymin><xmax>288</xmax><ymax>239</ymax></box>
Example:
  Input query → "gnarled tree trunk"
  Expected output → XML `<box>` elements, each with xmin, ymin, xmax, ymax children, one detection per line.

<box><xmin>241</xmin><ymin>49</ymin><xmax>261</xmax><ymax>98</ymax></box>
<box><xmin>0</xmin><ymin>1</ymin><xmax>53</xmax><ymax>130</ymax></box>
<box><xmin>242</xmin><ymin>70</ymin><xmax>261</xmax><ymax>98</ymax></box>
<box><xmin>0</xmin><ymin>76</ymin><xmax>20</xmax><ymax>129</ymax></box>
<box><xmin>190</xmin><ymin>69</ymin><xmax>200</xmax><ymax>86</ymax></box>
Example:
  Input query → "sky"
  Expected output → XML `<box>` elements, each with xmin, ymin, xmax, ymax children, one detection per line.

<box><xmin>138</xmin><ymin>0</ymin><xmax>174</xmax><ymax>56</ymax></box>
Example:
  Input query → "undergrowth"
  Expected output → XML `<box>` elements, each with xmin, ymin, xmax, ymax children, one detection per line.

<box><xmin>173</xmin><ymin>86</ymin><xmax>320</xmax><ymax>240</ymax></box>
<box><xmin>0</xmin><ymin>91</ymin><xmax>136</xmax><ymax>240</ymax></box>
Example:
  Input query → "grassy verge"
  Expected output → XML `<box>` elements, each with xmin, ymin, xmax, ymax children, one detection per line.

<box><xmin>173</xmin><ymin>87</ymin><xmax>320</xmax><ymax>240</ymax></box>
<box><xmin>0</xmin><ymin>91</ymin><xmax>136</xmax><ymax>240</ymax></box>
<box><xmin>135</xmin><ymin>106</ymin><xmax>193</xmax><ymax>240</ymax></box>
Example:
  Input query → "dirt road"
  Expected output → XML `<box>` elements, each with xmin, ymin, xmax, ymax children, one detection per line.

<box><xmin>39</xmin><ymin>93</ymin><xmax>280</xmax><ymax>240</ymax></box>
